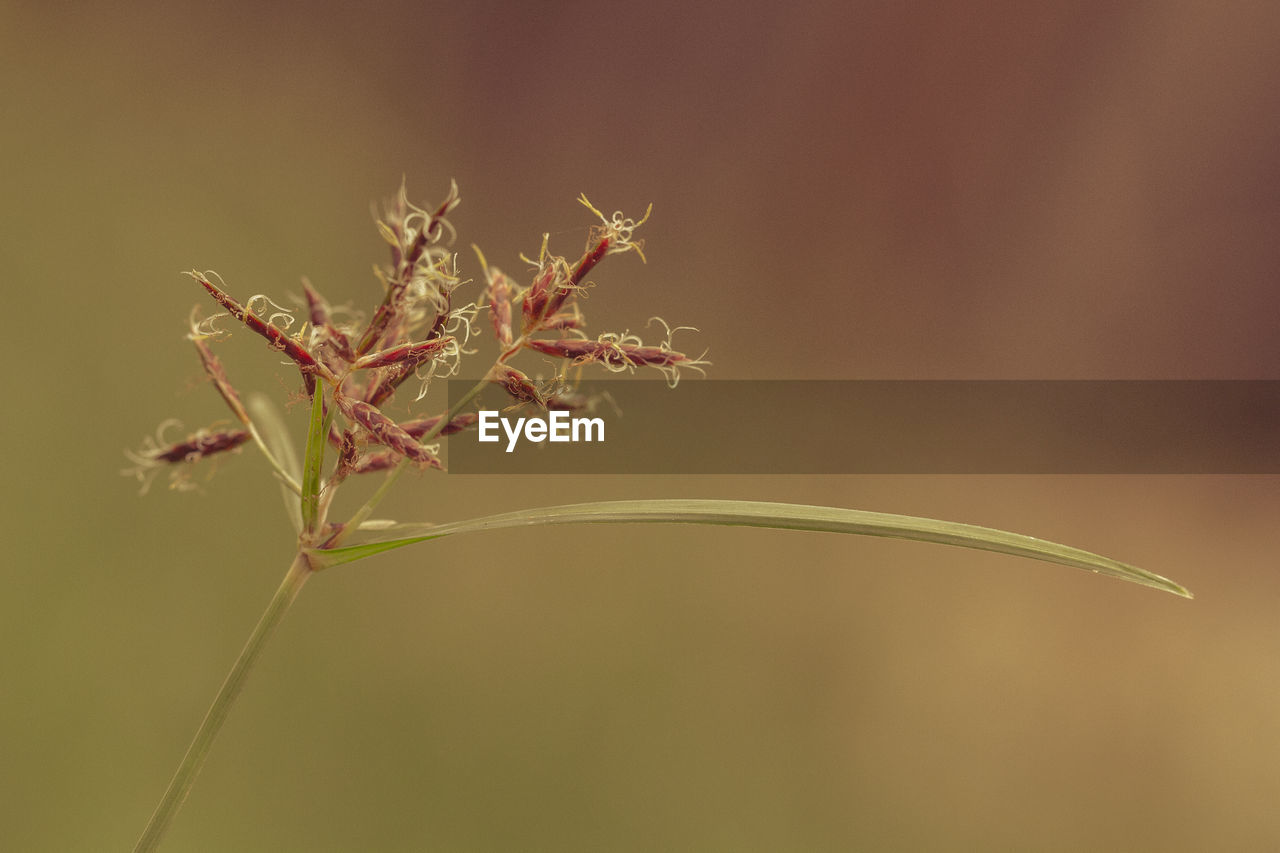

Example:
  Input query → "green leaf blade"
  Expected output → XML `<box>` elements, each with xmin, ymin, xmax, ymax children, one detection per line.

<box><xmin>300</xmin><ymin>383</ymin><xmax>328</xmax><ymax>533</ymax></box>
<box><xmin>247</xmin><ymin>393</ymin><xmax>304</xmax><ymax>533</ymax></box>
<box><xmin>307</xmin><ymin>499</ymin><xmax>1191</xmax><ymax>598</ymax></box>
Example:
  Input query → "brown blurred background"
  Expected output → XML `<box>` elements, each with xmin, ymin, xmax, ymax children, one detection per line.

<box><xmin>4</xmin><ymin>1</ymin><xmax>1280</xmax><ymax>850</ymax></box>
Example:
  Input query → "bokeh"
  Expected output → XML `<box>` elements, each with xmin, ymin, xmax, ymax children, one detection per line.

<box><xmin>4</xmin><ymin>1</ymin><xmax>1279</xmax><ymax>849</ymax></box>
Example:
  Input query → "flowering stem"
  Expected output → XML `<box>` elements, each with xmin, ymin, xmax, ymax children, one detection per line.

<box><xmin>134</xmin><ymin>551</ymin><xmax>314</xmax><ymax>852</ymax></box>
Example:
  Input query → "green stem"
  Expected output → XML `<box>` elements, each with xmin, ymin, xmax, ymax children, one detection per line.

<box><xmin>134</xmin><ymin>551</ymin><xmax>314</xmax><ymax>852</ymax></box>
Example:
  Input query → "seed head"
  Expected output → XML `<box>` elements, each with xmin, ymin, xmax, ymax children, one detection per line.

<box><xmin>473</xmin><ymin>246</ymin><xmax>514</xmax><ymax>348</ymax></box>
<box><xmin>351</xmin><ymin>337</ymin><xmax>454</xmax><ymax>371</ymax></box>
<box><xmin>123</xmin><ymin>420</ymin><xmax>250</xmax><ymax>494</ymax></box>
<box><xmin>359</xmin><ymin>180</ymin><xmax>461</xmax><ymax>356</ymax></box>
<box><xmin>333</xmin><ymin>390</ymin><xmax>443</xmax><ymax>470</ymax></box>
<box><xmin>187</xmin><ymin>270</ymin><xmax>331</xmax><ymax>391</ymax></box>
<box><xmin>488</xmin><ymin>364</ymin><xmax>545</xmax><ymax>407</ymax></box>
<box><xmin>578</xmin><ymin>194</ymin><xmax>652</xmax><ymax>264</ymax></box>
<box><xmin>132</xmin><ymin>183</ymin><xmax>704</xmax><ymax>507</ymax></box>
<box><xmin>400</xmin><ymin>411</ymin><xmax>479</xmax><ymax>439</ymax></box>
<box><xmin>190</xmin><ymin>338</ymin><xmax>250</xmax><ymax>426</ymax></box>
<box><xmin>526</xmin><ymin>318</ymin><xmax>707</xmax><ymax>387</ymax></box>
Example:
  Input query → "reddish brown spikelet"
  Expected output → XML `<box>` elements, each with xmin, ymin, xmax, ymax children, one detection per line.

<box><xmin>356</xmin><ymin>291</ymin><xmax>405</xmax><ymax>357</ymax></box>
<box><xmin>358</xmin><ymin>337</ymin><xmax>455</xmax><ymax>407</ymax></box>
<box><xmin>349</xmin><ymin>449</ymin><xmax>404</xmax><ymax>474</ymax></box>
<box><xmin>544</xmin><ymin>236</ymin><xmax>609</xmax><ymax>318</ymax></box>
<box><xmin>328</xmin><ymin>430</ymin><xmax>359</xmax><ymax>485</ymax></box>
<box><xmin>526</xmin><ymin>337</ymin><xmax>689</xmax><ymax>369</ymax></box>
<box><xmin>333</xmin><ymin>391</ymin><xmax>443</xmax><ymax>469</ymax></box>
<box><xmin>190</xmin><ymin>272</ymin><xmax>329</xmax><ymax>382</ymax></box>
<box><xmin>398</xmin><ymin>182</ymin><xmax>460</xmax><ymax>269</ymax></box>
<box><xmin>424</xmin><ymin>282</ymin><xmax>455</xmax><ymax>343</ymax></box>
<box><xmin>191</xmin><ymin>338</ymin><xmax>250</xmax><ymax>426</ymax></box>
<box><xmin>541</xmin><ymin>310</ymin><xmax>583</xmax><ymax>331</ymax></box>
<box><xmin>521</xmin><ymin>263</ymin><xmax>559</xmax><ymax>331</ymax></box>
<box><xmin>488</xmin><ymin>364</ymin><xmax>545</xmax><ymax>406</ymax></box>
<box><xmin>362</xmin><ymin>361</ymin><xmax>416</xmax><ymax>407</ymax></box>
<box><xmin>526</xmin><ymin>338</ymin><xmax>630</xmax><ymax>367</ymax></box>
<box><xmin>152</xmin><ymin>428</ymin><xmax>250</xmax><ymax>463</ymax></box>
<box><xmin>302</xmin><ymin>277</ymin><xmax>331</xmax><ymax>327</ymax></box>
<box><xmin>351</xmin><ymin>337</ymin><xmax>452</xmax><ymax>371</ymax></box>
<box><xmin>302</xmin><ymin>278</ymin><xmax>355</xmax><ymax>361</ymax></box>
<box><xmin>612</xmin><ymin>344</ymin><xmax>686</xmax><ymax>368</ymax></box>
<box><xmin>400</xmin><ymin>411</ymin><xmax>479</xmax><ymax>439</ymax></box>
<box><xmin>570</xmin><ymin>236</ymin><xmax>610</xmax><ymax>287</ymax></box>
<box><xmin>358</xmin><ymin>182</ymin><xmax>461</xmax><ymax>355</ymax></box>
<box><xmin>487</xmin><ymin>268</ymin><xmax>514</xmax><ymax>346</ymax></box>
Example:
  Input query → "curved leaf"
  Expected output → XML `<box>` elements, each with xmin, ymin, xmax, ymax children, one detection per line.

<box><xmin>307</xmin><ymin>499</ymin><xmax>1191</xmax><ymax>597</ymax></box>
<box><xmin>247</xmin><ymin>393</ymin><xmax>303</xmax><ymax>534</ymax></box>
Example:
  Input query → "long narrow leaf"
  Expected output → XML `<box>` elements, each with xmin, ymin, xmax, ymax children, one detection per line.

<box><xmin>307</xmin><ymin>499</ymin><xmax>1191</xmax><ymax>597</ymax></box>
<box><xmin>247</xmin><ymin>393</ymin><xmax>303</xmax><ymax>534</ymax></box>
<box><xmin>300</xmin><ymin>384</ymin><xmax>328</xmax><ymax>533</ymax></box>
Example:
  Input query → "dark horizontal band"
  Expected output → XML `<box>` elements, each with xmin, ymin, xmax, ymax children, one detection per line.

<box><xmin>446</xmin><ymin>380</ymin><xmax>1280</xmax><ymax>474</ymax></box>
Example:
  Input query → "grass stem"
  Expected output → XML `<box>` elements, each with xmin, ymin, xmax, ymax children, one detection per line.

<box><xmin>133</xmin><ymin>551</ymin><xmax>314</xmax><ymax>852</ymax></box>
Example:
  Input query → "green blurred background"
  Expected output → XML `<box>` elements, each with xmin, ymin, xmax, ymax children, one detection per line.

<box><xmin>4</xmin><ymin>2</ymin><xmax>1280</xmax><ymax>849</ymax></box>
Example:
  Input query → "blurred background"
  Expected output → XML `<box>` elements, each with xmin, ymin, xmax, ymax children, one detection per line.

<box><xmin>4</xmin><ymin>1</ymin><xmax>1280</xmax><ymax>849</ymax></box>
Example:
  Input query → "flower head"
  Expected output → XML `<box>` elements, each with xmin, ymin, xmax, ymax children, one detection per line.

<box><xmin>129</xmin><ymin>182</ymin><xmax>704</xmax><ymax>509</ymax></box>
<box><xmin>123</xmin><ymin>420</ymin><xmax>249</xmax><ymax>494</ymax></box>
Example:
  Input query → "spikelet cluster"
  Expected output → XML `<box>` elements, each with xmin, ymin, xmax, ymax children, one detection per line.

<box><xmin>125</xmin><ymin>182</ymin><xmax>706</xmax><ymax>495</ymax></box>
